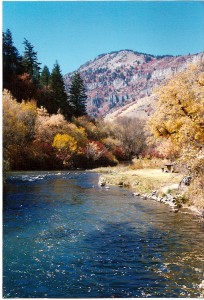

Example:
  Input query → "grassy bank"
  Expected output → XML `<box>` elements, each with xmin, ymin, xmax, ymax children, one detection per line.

<box><xmin>94</xmin><ymin>165</ymin><xmax>183</xmax><ymax>194</ymax></box>
<box><xmin>92</xmin><ymin>165</ymin><xmax>203</xmax><ymax>216</ymax></box>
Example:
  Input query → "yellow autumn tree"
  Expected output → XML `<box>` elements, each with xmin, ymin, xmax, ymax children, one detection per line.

<box><xmin>52</xmin><ymin>133</ymin><xmax>78</xmax><ymax>166</ymax></box>
<box><xmin>52</xmin><ymin>133</ymin><xmax>77</xmax><ymax>151</ymax></box>
<box><xmin>147</xmin><ymin>62</ymin><xmax>204</xmax><ymax>207</ymax></box>
<box><xmin>3</xmin><ymin>89</ymin><xmax>37</xmax><ymax>170</ymax></box>
<box><xmin>3</xmin><ymin>90</ymin><xmax>37</xmax><ymax>148</ymax></box>
<box><xmin>66</xmin><ymin>123</ymin><xmax>88</xmax><ymax>148</ymax></box>
<box><xmin>148</xmin><ymin>63</ymin><xmax>204</xmax><ymax>166</ymax></box>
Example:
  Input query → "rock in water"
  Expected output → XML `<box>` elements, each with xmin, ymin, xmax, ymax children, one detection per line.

<box><xmin>98</xmin><ymin>176</ymin><xmax>106</xmax><ymax>187</ymax></box>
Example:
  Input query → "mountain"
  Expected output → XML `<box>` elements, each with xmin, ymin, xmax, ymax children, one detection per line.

<box><xmin>64</xmin><ymin>50</ymin><xmax>204</xmax><ymax>119</ymax></box>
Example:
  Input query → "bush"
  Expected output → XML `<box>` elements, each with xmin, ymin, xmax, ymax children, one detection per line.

<box><xmin>110</xmin><ymin>117</ymin><xmax>146</xmax><ymax>159</ymax></box>
<box><xmin>131</xmin><ymin>157</ymin><xmax>166</xmax><ymax>169</ymax></box>
<box><xmin>188</xmin><ymin>176</ymin><xmax>204</xmax><ymax>209</ymax></box>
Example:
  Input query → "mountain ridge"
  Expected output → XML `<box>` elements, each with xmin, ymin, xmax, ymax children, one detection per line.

<box><xmin>78</xmin><ymin>49</ymin><xmax>175</xmax><ymax>69</ymax></box>
<box><xmin>64</xmin><ymin>49</ymin><xmax>204</xmax><ymax>118</ymax></box>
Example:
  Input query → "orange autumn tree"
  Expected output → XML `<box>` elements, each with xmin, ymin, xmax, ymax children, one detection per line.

<box><xmin>147</xmin><ymin>62</ymin><xmax>204</xmax><ymax>206</ymax></box>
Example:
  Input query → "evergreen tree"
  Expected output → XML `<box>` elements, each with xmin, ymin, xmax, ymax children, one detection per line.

<box><xmin>22</xmin><ymin>38</ymin><xmax>41</xmax><ymax>84</ymax></box>
<box><xmin>68</xmin><ymin>72</ymin><xmax>87</xmax><ymax>117</ymax></box>
<box><xmin>40</xmin><ymin>65</ymin><xmax>50</xmax><ymax>87</ymax></box>
<box><xmin>3</xmin><ymin>29</ymin><xmax>22</xmax><ymax>88</ymax></box>
<box><xmin>49</xmin><ymin>62</ymin><xmax>71</xmax><ymax>118</ymax></box>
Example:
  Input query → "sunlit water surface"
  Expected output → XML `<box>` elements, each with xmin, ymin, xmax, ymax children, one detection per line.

<box><xmin>3</xmin><ymin>171</ymin><xmax>204</xmax><ymax>298</ymax></box>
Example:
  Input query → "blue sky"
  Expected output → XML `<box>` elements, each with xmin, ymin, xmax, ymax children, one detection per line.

<box><xmin>3</xmin><ymin>1</ymin><xmax>204</xmax><ymax>75</ymax></box>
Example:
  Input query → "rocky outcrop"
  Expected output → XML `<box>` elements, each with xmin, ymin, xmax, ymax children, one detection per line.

<box><xmin>64</xmin><ymin>50</ymin><xmax>204</xmax><ymax>118</ymax></box>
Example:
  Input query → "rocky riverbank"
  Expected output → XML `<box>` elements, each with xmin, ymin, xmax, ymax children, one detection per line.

<box><xmin>95</xmin><ymin>166</ymin><xmax>204</xmax><ymax>218</ymax></box>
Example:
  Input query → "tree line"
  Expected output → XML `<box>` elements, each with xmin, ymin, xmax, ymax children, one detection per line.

<box><xmin>3</xmin><ymin>89</ymin><xmax>147</xmax><ymax>172</ymax></box>
<box><xmin>3</xmin><ymin>29</ymin><xmax>148</xmax><ymax>173</ymax></box>
<box><xmin>3</xmin><ymin>29</ymin><xmax>87</xmax><ymax>120</ymax></box>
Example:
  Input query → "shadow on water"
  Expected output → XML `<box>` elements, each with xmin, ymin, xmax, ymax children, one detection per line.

<box><xmin>80</xmin><ymin>221</ymin><xmax>204</xmax><ymax>298</ymax></box>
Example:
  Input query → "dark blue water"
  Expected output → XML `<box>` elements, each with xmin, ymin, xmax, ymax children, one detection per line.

<box><xmin>3</xmin><ymin>171</ymin><xmax>204</xmax><ymax>298</ymax></box>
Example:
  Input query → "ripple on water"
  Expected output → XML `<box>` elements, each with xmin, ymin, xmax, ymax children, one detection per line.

<box><xmin>3</xmin><ymin>171</ymin><xmax>204</xmax><ymax>298</ymax></box>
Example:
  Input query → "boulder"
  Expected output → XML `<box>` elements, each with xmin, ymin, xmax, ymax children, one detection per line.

<box><xmin>133</xmin><ymin>192</ymin><xmax>140</xmax><ymax>197</ymax></box>
<box><xmin>151</xmin><ymin>190</ymin><xmax>157</xmax><ymax>196</ymax></box>
<box><xmin>98</xmin><ymin>176</ymin><xmax>106</xmax><ymax>187</ymax></box>
<box><xmin>179</xmin><ymin>176</ymin><xmax>192</xmax><ymax>188</ymax></box>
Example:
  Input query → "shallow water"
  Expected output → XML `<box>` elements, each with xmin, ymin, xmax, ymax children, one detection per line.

<box><xmin>3</xmin><ymin>171</ymin><xmax>204</xmax><ymax>298</ymax></box>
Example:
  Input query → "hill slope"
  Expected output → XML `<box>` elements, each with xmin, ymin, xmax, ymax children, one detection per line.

<box><xmin>64</xmin><ymin>50</ymin><xmax>204</xmax><ymax>118</ymax></box>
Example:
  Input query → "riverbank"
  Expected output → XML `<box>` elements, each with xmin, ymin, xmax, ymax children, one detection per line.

<box><xmin>92</xmin><ymin>165</ymin><xmax>204</xmax><ymax>218</ymax></box>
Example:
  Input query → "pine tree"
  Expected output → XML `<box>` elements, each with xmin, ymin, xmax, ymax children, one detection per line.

<box><xmin>40</xmin><ymin>65</ymin><xmax>50</xmax><ymax>88</ymax></box>
<box><xmin>3</xmin><ymin>29</ymin><xmax>22</xmax><ymax>88</ymax></box>
<box><xmin>49</xmin><ymin>62</ymin><xmax>71</xmax><ymax>118</ymax></box>
<box><xmin>22</xmin><ymin>38</ymin><xmax>41</xmax><ymax>84</ymax></box>
<box><xmin>68</xmin><ymin>73</ymin><xmax>87</xmax><ymax>117</ymax></box>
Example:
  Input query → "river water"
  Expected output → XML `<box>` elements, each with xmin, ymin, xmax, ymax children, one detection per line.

<box><xmin>3</xmin><ymin>171</ymin><xmax>204</xmax><ymax>298</ymax></box>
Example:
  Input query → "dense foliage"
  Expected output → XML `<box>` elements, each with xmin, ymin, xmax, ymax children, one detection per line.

<box><xmin>110</xmin><ymin>117</ymin><xmax>146</xmax><ymax>159</ymax></box>
<box><xmin>68</xmin><ymin>72</ymin><xmax>87</xmax><ymax>117</ymax></box>
<box><xmin>49</xmin><ymin>62</ymin><xmax>71</xmax><ymax>118</ymax></box>
<box><xmin>3</xmin><ymin>91</ymin><xmax>118</xmax><ymax>171</ymax></box>
<box><xmin>3</xmin><ymin>29</ymin><xmax>22</xmax><ymax>89</ymax></box>
<box><xmin>3</xmin><ymin>88</ymin><xmax>148</xmax><ymax>172</ymax></box>
<box><xmin>2</xmin><ymin>29</ymin><xmax>86</xmax><ymax>121</ymax></box>
<box><xmin>22</xmin><ymin>38</ymin><xmax>41</xmax><ymax>85</ymax></box>
<box><xmin>147</xmin><ymin>63</ymin><xmax>204</xmax><ymax>207</ymax></box>
<box><xmin>3</xmin><ymin>29</ymin><xmax>148</xmax><ymax>172</ymax></box>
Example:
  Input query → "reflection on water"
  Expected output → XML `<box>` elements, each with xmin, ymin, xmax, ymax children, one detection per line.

<box><xmin>3</xmin><ymin>171</ymin><xmax>204</xmax><ymax>298</ymax></box>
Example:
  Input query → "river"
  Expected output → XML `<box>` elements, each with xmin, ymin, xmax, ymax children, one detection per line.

<box><xmin>3</xmin><ymin>171</ymin><xmax>204</xmax><ymax>298</ymax></box>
